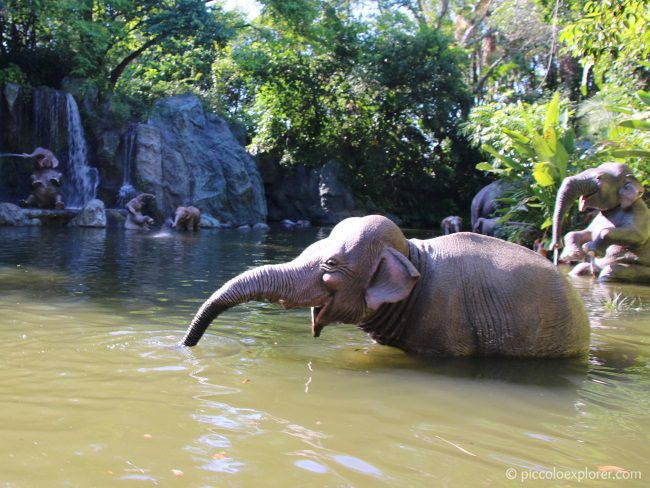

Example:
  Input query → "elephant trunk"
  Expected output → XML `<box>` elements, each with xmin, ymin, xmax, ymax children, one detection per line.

<box><xmin>182</xmin><ymin>262</ymin><xmax>314</xmax><ymax>346</ymax></box>
<box><xmin>551</xmin><ymin>174</ymin><xmax>598</xmax><ymax>249</ymax></box>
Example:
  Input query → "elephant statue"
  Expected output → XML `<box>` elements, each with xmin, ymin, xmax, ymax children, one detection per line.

<box><xmin>125</xmin><ymin>193</ymin><xmax>155</xmax><ymax>230</ymax></box>
<box><xmin>172</xmin><ymin>206</ymin><xmax>201</xmax><ymax>231</ymax></box>
<box><xmin>440</xmin><ymin>216</ymin><xmax>462</xmax><ymax>235</ymax></box>
<box><xmin>551</xmin><ymin>162</ymin><xmax>650</xmax><ymax>282</ymax></box>
<box><xmin>183</xmin><ymin>215</ymin><xmax>589</xmax><ymax>358</ymax></box>
<box><xmin>18</xmin><ymin>148</ymin><xmax>65</xmax><ymax>209</ymax></box>
<box><xmin>470</xmin><ymin>180</ymin><xmax>513</xmax><ymax>234</ymax></box>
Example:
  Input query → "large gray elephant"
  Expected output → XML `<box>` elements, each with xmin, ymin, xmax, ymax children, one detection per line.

<box><xmin>470</xmin><ymin>180</ymin><xmax>512</xmax><ymax>235</ymax></box>
<box><xmin>550</xmin><ymin>162</ymin><xmax>650</xmax><ymax>282</ymax></box>
<box><xmin>183</xmin><ymin>215</ymin><xmax>589</xmax><ymax>358</ymax></box>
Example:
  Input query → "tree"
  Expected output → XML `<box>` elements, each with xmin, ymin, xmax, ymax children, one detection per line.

<box><xmin>217</xmin><ymin>1</ymin><xmax>471</xmax><ymax>224</ymax></box>
<box><xmin>0</xmin><ymin>0</ymin><xmax>237</xmax><ymax>90</ymax></box>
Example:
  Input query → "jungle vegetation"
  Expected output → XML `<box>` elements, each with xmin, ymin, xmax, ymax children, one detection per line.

<box><xmin>1</xmin><ymin>0</ymin><xmax>648</xmax><ymax>231</ymax></box>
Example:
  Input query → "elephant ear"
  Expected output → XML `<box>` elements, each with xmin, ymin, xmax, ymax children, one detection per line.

<box><xmin>365</xmin><ymin>247</ymin><xmax>420</xmax><ymax>312</ymax></box>
<box><xmin>619</xmin><ymin>175</ymin><xmax>644</xmax><ymax>209</ymax></box>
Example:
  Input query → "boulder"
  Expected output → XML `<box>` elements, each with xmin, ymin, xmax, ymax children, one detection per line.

<box><xmin>68</xmin><ymin>199</ymin><xmax>107</xmax><ymax>227</ymax></box>
<box><xmin>142</xmin><ymin>94</ymin><xmax>267</xmax><ymax>226</ymax></box>
<box><xmin>260</xmin><ymin>159</ymin><xmax>359</xmax><ymax>225</ymax></box>
<box><xmin>0</xmin><ymin>203</ymin><xmax>40</xmax><ymax>226</ymax></box>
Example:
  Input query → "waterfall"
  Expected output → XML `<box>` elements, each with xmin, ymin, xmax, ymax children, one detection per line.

<box><xmin>30</xmin><ymin>89</ymin><xmax>100</xmax><ymax>208</ymax></box>
<box><xmin>33</xmin><ymin>89</ymin><xmax>67</xmax><ymax>155</ymax></box>
<box><xmin>65</xmin><ymin>93</ymin><xmax>99</xmax><ymax>208</ymax></box>
<box><xmin>117</xmin><ymin>125</ymin><xmax>138</xmax><ymax>206</ymax></box>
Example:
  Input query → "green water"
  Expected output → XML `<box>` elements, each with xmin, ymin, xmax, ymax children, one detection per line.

<box><xmin>0</xmin><ymin>226</ymin><xmax>648</xmax><ymax>487</ymax></box>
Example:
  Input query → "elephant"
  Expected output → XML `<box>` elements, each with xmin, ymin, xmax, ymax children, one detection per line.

<box><xmin>182</xmin><ymin>215</ymin><xmax>589</xmax><ymax>358</ymax></box>
<box><xmin>125</xmin><ymin>193</ymin><xmax>155</xmax><ymax>230</ymax></box>
<box><xmin>172</xmin><ymin>206</ymin><xmax>201</xmax><ymax>231</ymax></box>
<box><xmin>440</xmin><ymin>216</ymin><xmax>462</xmax><ymax>235</ymax></box>
<box><xmin>18</xmin><ymin>148</ymin><xmax>65</xmax><ymax>210</ymax></box>
<box><xmin>470</xmin><ymin>180</ymin><xmax>513</xmax><ymax>234</ymax></box>
<box><xmin>550</xmin><ymin>162</ymin><xmax>650</xmax><ymax>282</ymax></box>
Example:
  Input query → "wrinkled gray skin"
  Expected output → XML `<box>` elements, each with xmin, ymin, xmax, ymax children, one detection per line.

<box><xmin>172</xmin><ymin>205</ymin><xmax>201</xmax><ymax>231</ymax></box>
<box><xmin>18</xmin><ymin>148</ymin><xmax>65</xmax><ymax>210</ymax></box>
<box><xmin>184</xmin><ymin>215</ymin><xmax>589</xmax><ymax>358</ymax></box>
<box><xmin>551</xmin><ymin>162</ymin><xmax>650</xmax><ymax>282</ymax></box>
<box><xmin>440</xmin><ymin>215</ymin><xmax>462</xmax><ymax>235</ymax></box>
<box><xmin>470</xmin><ymin>180</ymin><xmax>512</xmax><ymax>235</ymax></box>
<box><xmin>125</xmin><ymin>193</ymin><xmax>155</xmax><ymax>230</ymax></box>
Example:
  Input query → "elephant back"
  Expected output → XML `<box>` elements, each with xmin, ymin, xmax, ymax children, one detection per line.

<box><xmin>406</xmin><ymin>233</ymin><xmax>590</xmax><ymax>358</ymax></box>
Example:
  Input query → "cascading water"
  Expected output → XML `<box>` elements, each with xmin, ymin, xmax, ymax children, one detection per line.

<box><xmin>65</xmin><ymin>94</ymin><xmax>99</xmax><ymax>208</ymax></box>
<box><xmin>117</xmin><ymin>125</ymin><xmax>138</xmax><ymax>206</ymax></box>
<box><xmin>29</xmin><ymin>89</ymin><xmax>100</xmax><ymax>208</ymax></box>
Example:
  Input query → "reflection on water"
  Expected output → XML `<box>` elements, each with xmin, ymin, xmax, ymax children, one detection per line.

<box><xmin>0</xmin><ymin>226</ymin><xmax>648</xmax><ymax>486</ymax></box>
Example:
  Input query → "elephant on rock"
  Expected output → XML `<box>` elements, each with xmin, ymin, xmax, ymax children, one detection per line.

<box><xmin>551</xmin><ymin>162</ymin><xmax>650</xmax><ymax>282</ymax></box>
<box><xmin>125</xmin><ymin>193</ymin><xmax>155</xmax><ymax>230</ymax></box>
<box><xmin>183</xmin><ymin>215</ymin><xmax>589</xmax><ymax>358</ymax></box>
<box><xmin>18</xmin><ymin>148</ymin><xmax>65</xmax><ymax>210</ymax></box>
<box><xmin>172</xmin><ymin>206</ymin><xmax>201</xmax><ymax>231</ymax></box>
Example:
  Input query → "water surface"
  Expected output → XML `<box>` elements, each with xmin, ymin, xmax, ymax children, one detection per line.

<box><xmin>0</xmin><ymin>226</ymin><xmax>648</xmax><ymax>486</ymax></box>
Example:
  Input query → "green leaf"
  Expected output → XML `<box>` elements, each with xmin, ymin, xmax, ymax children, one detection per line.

<box><xmin>541</xmin><ymin>218</ymin><xmax>553</xmax><ymax>230</ymax></box>
<box><xmin>555</xmin><ymin>141</ymin><xmax>569</xmax><ymax>179</ymax></box>
<box><xmin>638</xmin><ymin>90</ymin><xmax>650</xmax><ymax>106</ymax></box>
<box><xmin>610</xmin><ymin>150</ymin><xmax>650</xmax><ymax>158</ymax></box>
<box><xmin>604</xmin><ymin>105</ymin><xmax>635</xmax><ymax>114</ymax></box>
<box><xmin>559</xmin><ymin>128</ymin><xmax>575</xmax><ymax>155</ymax></box>
<box><xmin>475</xmin><ymin>162</ymin><xmax>496</xmax><ymax>172</ymax></box>
<box><xmin>543</xmin><ymin>126</ymin><xmax>557</xmax><ymax>153</ymax></box>
<box><xmin>619</xmin><ymin>119</ymin><xmax>650</xmax><ymax>130</ymax></box>
<box><xmin>533</xmin><ymin>162</ymin><xmax>555</xmax><ymax>187</ymax></box>
<box><xmin>544</xmin><ymin>92</ymin><xmax>560</xmax><ymax>134</ymax></box>
<box><xmin>502</xmin><ymin>128</ymin><xmax>530</xmax><ymax>144</ymax></box>
<box><xmin>532</xmin><ymin>134</ymin><xmax>555</xmax><ymax>163</ymax></box>
<box><xmin>481</xmin><ymin>144</ymin><xmax>524</xmax><ymax>171</ymax></box>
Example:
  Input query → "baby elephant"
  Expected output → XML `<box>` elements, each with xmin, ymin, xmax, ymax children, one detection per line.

<box><xmin>183</xmin><ymin>215</ymin><xmax>589</xmax><ymax>358</ymax></box>
<box><xmin>440</xmin><ymin>215</ymin><xmax>462</xmax><ymax>235</ymax></box>
<box><xmin>172</xmin><ymin>206</ymin><xmax>201</xmax><ymax>231</ymax></box>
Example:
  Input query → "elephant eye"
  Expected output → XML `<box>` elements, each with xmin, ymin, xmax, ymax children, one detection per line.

<box><xmin>324</xmin><ymin>258</ymin><xmax>338</xmax><ymax>267</ymax></box>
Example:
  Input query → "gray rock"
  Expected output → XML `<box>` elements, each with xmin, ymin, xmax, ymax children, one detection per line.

<box><xmin>142</xmin><ymin>94</ymin><xmax>267</xmax><ymax>226</ymax></box>
<box><xmin>199</xmin><ymin>214</ymin><xmax>223</xmax><ymax>228</ymax></box>
<box><xmin>259</xmin><ymin>159</ymin><xmax>358</xmax><ymax>225</ymax></box>
<box><xmin>252</xmin><ymin>222</ymin><xmax>270</xmax><ymax>231</ymax></box>
<box><xmin>0</xmin><ymin>203</ymin><xmax>40</xmax><ymax>226</ymax></box>
<box><xmin>69</xmin><ymin>199</ymin><xmax>107</xmax><ymax>227</ymax></box>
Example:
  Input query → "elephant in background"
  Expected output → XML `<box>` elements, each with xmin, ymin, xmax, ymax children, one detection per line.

<box><xmin>470</xmin><ymin>180</ymin><xmax>514</xmax><ymax>235</ymax></box>
<box><xmin>172</xmin><ymin>206</ymin><xmax>201</xmax><ymax>231</ymax></box>
<box><xmin>125</xmin><ymin>193</ymin><xmax>155</xmax><ymax>230</ymax></box>
<box><xmin>551</xmin><ymin>162</ymin><xmax>650</xmax><ymax>282</ymax></box>
<box><xmin>18</xmin><ymin>148</ymin><xmax>65</xmax><ymax>210</ymax></box>
<box><xmin>183</xmin><ymin>215</ymin><xmax>589</xmax><ymax>358</ymax></box>
<box><xmin>440</xmin><ymin>215</ymin><xmax>462</xmax><ymax>235</ymax></box>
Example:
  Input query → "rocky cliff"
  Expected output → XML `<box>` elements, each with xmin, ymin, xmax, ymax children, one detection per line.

<box><xmin>1</xmin><ymin>84</ymin><xmax>361</xmax><ymax>227</ymax></box>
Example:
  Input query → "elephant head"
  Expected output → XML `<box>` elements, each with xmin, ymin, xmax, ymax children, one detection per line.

<box><xmin>183</xmin><ymin>215</ymin><xmax>421</xmax><ymax>346</ymax></box>
<box><xmin>23</xmin><ymin>147</ymin><xmax>59</xmax><ymax>169</ymax></box>
<box><xmin>441</xmin><ymin>216</ymin><xmax>462</xmax><ymax>235</ymax></box>
<box><xmin>551</xmin><ymin>163</ymin><xmax>644</xmax><ymax>249</ymax></box>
